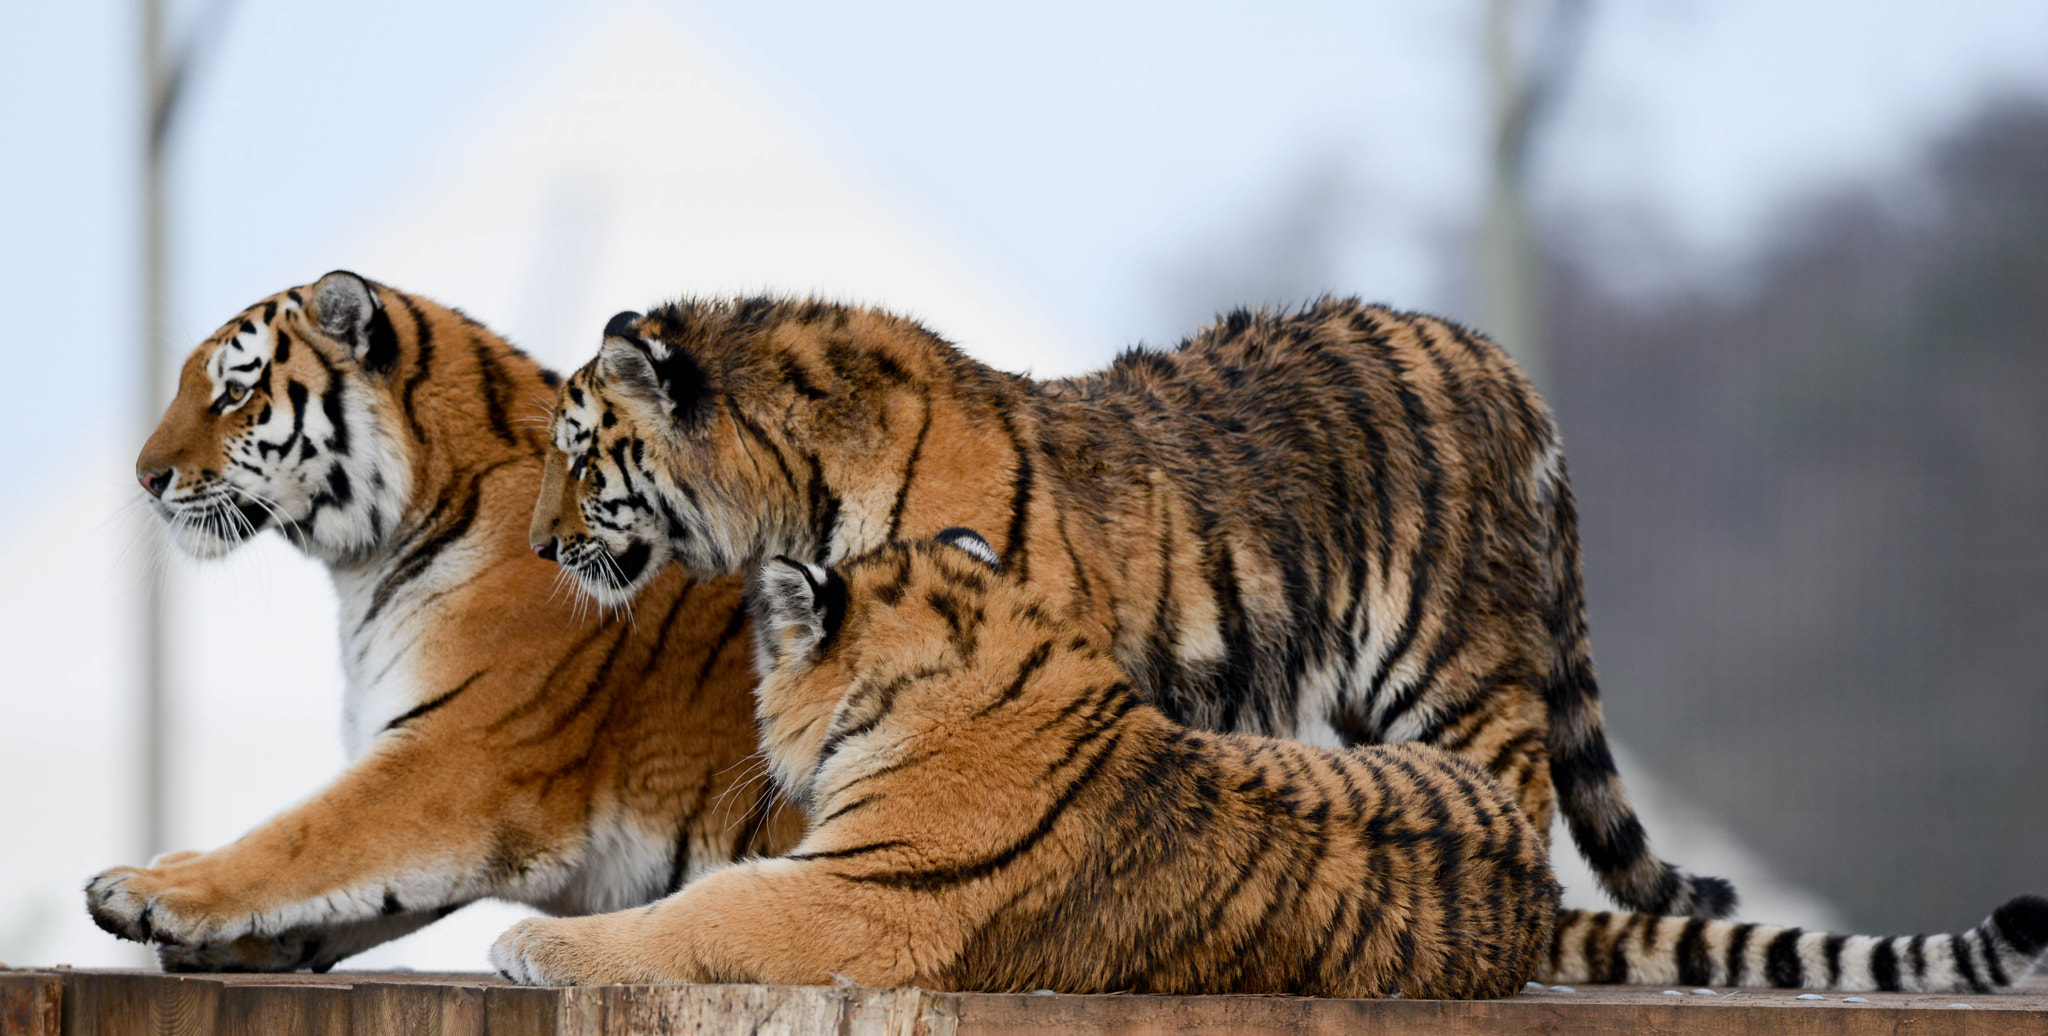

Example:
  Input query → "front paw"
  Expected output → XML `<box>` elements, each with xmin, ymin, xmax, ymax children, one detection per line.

<box><xmin>491</xmin><ymin>916</ymin><xmax>659</xmax><ymax>986</ymax></box>
<box><xmin>84</xmin><ymin>863</ymin><xmax>231</xmax><ymax>947</ymax></box>
<box><xmin>155</xmin><ymin>931</ymin><xmax>335</xmax><ymax>973</ymax></box>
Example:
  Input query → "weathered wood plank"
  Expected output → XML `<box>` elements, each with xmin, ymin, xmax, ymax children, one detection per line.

<box><xmin>954</xmin><ymin>992</ymin><xmax>2030</xmax><ymax>1036</ymax></box>
<box><xmin>350</xmin><ymin>981</ymin><xmax>486</xmax><ymax>1036</ymax></box>
<box><xmin>0</xmin><ymin>972</ymin><xmax>62</xmax><ymax>1036</ymax></box>
<box><xmin>55</xmin><ymin>970</ymin><xmax>219</xmax><ymax>1036</ymax></box>
<box><xmin>482</xmin><ymin>983</ymin><xmax>604</xmax><ymax>1036</ymax></box>
<box><xmin>601</xmin><ymin>984</ymin><xmax>955</xmax><ymax>1036</ymax></box>
<box><xmin>14</xmin><ymin>969</ymin><xmax>2048</xmax><ymax>1035</ymax></box>
<box><xmin>215</xmin><ymin>983</ymin><xmax>349</xmax><ymax>1036</ymax></box>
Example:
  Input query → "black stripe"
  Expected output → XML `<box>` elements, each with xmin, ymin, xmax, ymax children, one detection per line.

<box><xmin>515</xmin><ymin>624</ymin><xmax>633</xmax><ymax>745</ymax></box>
<box><xmin>815</xmin><ymin>667</ymin><xmax>941</xmax><ymax>771</ymax></box>
<box><xmin>1579</xmin><ymin>911</ymin><xmax>1612</xmax><ymax>980</ymax></box>
<box><xmin>1724</xmin><ymin>923</ymin><xmax>1757</xmax><ymax>985</ymax></box>
<box><xmin>663</xmin><ymin>765</ymin><xmax>718</xmax><ymax>895</ymax></box>
<box><xmin>991</xmin><ymin>398</ymin><xmax>1034</xmax><ymax>582</ymax></box>
<box><xmin>379</xmin><ymin>669</ymin><xmax>485</xmax><ymax>733</ymax></box>
<box><xmin>694</xmin><ymin>605</ymin><xmax>751</xmax><ymax>689</ymax></box>
<box><xmin>1823</xmin><ymin>933</ymin><xmax>1846</xmax><ymax>988</ymax></box>
<box><xmin>728</xmin><ymin>785</ymin><xmax>779</xmax><ymax>863</ymax></box>
<box><xmin>1871</xmin><ymin>939</ymin><xmax>1901</xmax><ymax>991</ymax></box>
<box><xmin>1603</xmin><ymin>912</ymin><xmax>1638</xmax><ymax>984</ymax></box>
<box><xmin>634</xmin><ymin>580</ymin><xmax>699</xmax><ymax>683</ymax></box>
<box><xmin>396</xmin><ymin>293</ymin><xmax>435</xmax><ymax>444</ymax></box>
<box><xmin>818</xmin><ymin>793</ymin><xmax>881</xmax><ymax>825</ymax></box>
<box><xmin>1675</xmin><ymin>917</ymin><xmax>1711</xmax><ymax>986</ymax></box>
<box><xmin>473</xmin><ymin>332</ymin><xmax>519</xmax><ymax>446</ymax></box>
<box><xmin>729</xmin><ymin>406</ymin><xmax>805</xmax><ymax>502</ymax></box>
<box><xmin>309</xmin><ymin>346</ymin><xmax>351</xmax><ymax>457</ymax></box>
<box><xmin>976</xmin><ymin>640</ymin><xmax>1054</xmax><ymax>716</ymax></box>
<box><xmin>360</xmin><ymin>293</ymin><xmax>401</xmax><ymax>374</ymax></box>
<box><xmin>805</xmin><ymin>453</ymin><xmax>842</xmax><ymax>563</ymax></box>
<box><xmin>851</xmin><ymin>732</ymin><xmax>1121</xmax><ymax>892</ymax></box>
<box><xmin>788</xmin><ymin>839</ymin><xmax>910</xmax><ymax>862</ymax></box>
<box><xmin>1978</xmin><ymin>930</ymin><xmax>2010</xmax><ymax>989</ymax></box>
<box><xmin>361</xmin><ymin>461</ymin><xmax>513</xmax><ymax>628</ymax></box>
<box><xmin>485</xmin><ymin>624</ymin><xmax>614</xmax><ymax>733</ymax></box>
<box><xmin>1358</xmin><ymin>329</ymin><xmax>1443</xmax><ymax>732</ymax></box>
<box><xmin>1951</xmin><ymin>933</ymin><xmax>1987</xmax><ymax>993</ymax></box>
<box><xmin>1764</xmin><ymin>928</ymin><xmax>1804</xmax><ymax>987</ymax></box>
<box><xmin>885</xmin><ymin>397</ymin><xmax>931</xmax><ymax>539</ymax></box>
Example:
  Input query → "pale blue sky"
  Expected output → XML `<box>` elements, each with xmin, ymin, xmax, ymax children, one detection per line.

<box><xmin>2</xmin><ymin>0</ymin><xmax>2045</xmax><ymax>506</ymax></box>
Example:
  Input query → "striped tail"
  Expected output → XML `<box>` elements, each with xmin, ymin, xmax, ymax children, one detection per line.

<box><xmin>1538</xmin><ymin>456</ymin><xmax>1736</xmax><ymax>918</ymax></box>
<box><xmin>1538</xmin><ymin>896</ymin><xmax>2048</xmax><ymax>993</ymax></box>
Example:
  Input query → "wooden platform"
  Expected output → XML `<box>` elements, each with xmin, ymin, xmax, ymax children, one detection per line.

<box><xmin>5</xmin><ymin>968</ymin><xmax>2045</xmax><ymax>1035</ymax></box>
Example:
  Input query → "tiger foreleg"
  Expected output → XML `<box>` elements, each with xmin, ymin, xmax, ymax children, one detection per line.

<box><xmin>491</xmin><ymin>859</ymin><xmax>938</xmax><ymax>987</ymax></box>
<box><xmin>85</xmin><ymin>733</ymin><xmax>554</xmax><ymax>965</ymax></box>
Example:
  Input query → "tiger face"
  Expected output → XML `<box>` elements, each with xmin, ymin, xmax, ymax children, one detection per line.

<box><xmin>136</xmin><ymin>271</ymin><xmax>413</xmax><ymax>563</ymax></box>
<box><xmin>533</xmin><ymin>305</ymin><xmax>852</xmax><ymax>606</ymax></box>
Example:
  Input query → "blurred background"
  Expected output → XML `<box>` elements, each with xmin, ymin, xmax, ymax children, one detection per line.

<box><xmin>1</xmin><ymin>0</ymin><xmax>2043</xmax><ymax>969</ymax></box>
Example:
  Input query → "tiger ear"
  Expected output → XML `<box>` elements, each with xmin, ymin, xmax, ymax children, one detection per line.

<box><xmin>311</xmin><ymin>270</ymin><xmax>400</xmax><ymax>374</ymax></box>
<box><xmin>749</xmin><ymin>555</ymin><xmax>848</xmax><ymax>675</ymax></box>
<box><xmin>933</xmin><ymin>527</ymin><xmax>1002</xmax><ymax>573</ymax></box>
<box><xmin>598</xmin><ymin>312</ymin><xmax>706</xmax><ymax>422</ymax></box>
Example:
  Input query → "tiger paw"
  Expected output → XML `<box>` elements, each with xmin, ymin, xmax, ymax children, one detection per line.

<box><xmin>490</xmin><ymin>915</ymin><xmax>666</xmax><ymax>986</ymax></box>
<box><xmin>154</xmin><ymin>931</ymin><xmax>342</xmax><ymax>974</ymax></box>
<box><xmin>84</xmin><ymin>862</ymin><xmax>243</xmax><ymax>948</ymax></box>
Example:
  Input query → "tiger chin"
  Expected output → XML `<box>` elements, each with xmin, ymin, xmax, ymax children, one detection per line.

<box><xmin>494</xmin><ymin>530</ymin><xmax>1563</xmax><ymax>997</ymax></box>
<box><xmin>85</xmin><ymin>273</ymin><xmax>804</xmax><ymax>972</ymax></box>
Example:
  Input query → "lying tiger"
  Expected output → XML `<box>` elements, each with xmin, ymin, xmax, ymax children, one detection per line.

<box><xmin>494</xmin><ymin>530</ymin><xmax>1562</xmax><ymax>996</ymax></box>
<box><xmin>84</xmin><ymin>273</ymin><xmax>803</xmax><ymax>970</ymax></box>
<box><xmin>493</xmin><ymin>530</ymin><xmax>2048</xmax><ymax>995</ymax></box>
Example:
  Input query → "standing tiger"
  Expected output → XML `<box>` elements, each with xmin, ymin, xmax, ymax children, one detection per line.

<box><xmin>84</xmin><ymin>273</ymin><xmax>803</xmax><ymax>970</ymax></box>
<box><xmin>492</xmin><ymin>530</ymin><xmax>2048</xmax><ymax>995</ymax></box>
<box><xmin>491</xmin><ymin>531</ymin><xmax>1562</xmax><ymax>996</ymax></box>
<box><xmin>528</xmin><ymin>295</ymin><xmax>1728</xmax><ymax>919</ymax></box>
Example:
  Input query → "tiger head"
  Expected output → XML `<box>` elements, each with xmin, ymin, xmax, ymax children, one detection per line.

<box><xmin>136</xmin><ymin>271</ymin><xmax>414</xmax><ymax>563</ymax></box>
<box><xmin>746</xmin><ymin>527</ymin><xmax>1033</xmax><ymax>800</ymax></box>
<box><xmin>531</xmin><ymin>300</ymin><xmax>925</xmax><ymax>606</ymax></box>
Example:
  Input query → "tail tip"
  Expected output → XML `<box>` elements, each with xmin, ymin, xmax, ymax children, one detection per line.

<box><xmin>1690</xmin><ymin>875</ymin><xmax>1739</xmax><ymax>920</ymax></box>
<box><xmin>1992</xmin><ymin>894</ymin><xmax>2048</xmax><ymax>957</ymax></box>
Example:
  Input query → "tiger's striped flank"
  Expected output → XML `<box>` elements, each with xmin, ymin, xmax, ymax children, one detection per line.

<box><xmin>491</xmin><ymin>532</ymin><xmax>1560</xmax><ymax>996</ymax></box>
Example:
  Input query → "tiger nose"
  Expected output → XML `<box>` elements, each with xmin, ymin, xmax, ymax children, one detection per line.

<box><xmin>138</xmin><ymin>468</ymin><xmax>172</xmax><ymax>498</ymax></box>
<box><xmin>533</xmin><ymin>537</ymin><xmax>559</xmax><ymax>562</ymax></box>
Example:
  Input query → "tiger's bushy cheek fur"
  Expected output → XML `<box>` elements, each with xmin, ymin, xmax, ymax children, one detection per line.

<box><xmin>145</xmin><ymin>299</ymin><xmax>413</xmax><ymax>564</ymax></box>
<box><xmin>544</xmin><ymin>369</ymin><xmax>814</xmax><ymax>602</ymax></box>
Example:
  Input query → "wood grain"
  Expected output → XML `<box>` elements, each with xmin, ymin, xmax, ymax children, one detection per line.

<box><xmin>0</xmin><ymin>973</ymin><xmax>61</xmax><ymax>1036</ymax></box>
<box><xmin>12</xmin><ymin>969</ymin><xmax>2045</xmax><ymax>1035</ymax></box>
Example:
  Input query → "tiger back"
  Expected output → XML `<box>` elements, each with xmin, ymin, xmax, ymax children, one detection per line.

<box><xmin>492</xmin><ymin>530</ymin><xmax>1560</xmax><ymax>997</ymax></box>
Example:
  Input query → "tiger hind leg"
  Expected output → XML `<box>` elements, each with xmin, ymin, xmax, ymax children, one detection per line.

<box><xmin>491</xmin><ymin>859</ymin><xmax>943</xmax><ymax>987</ymax></box>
